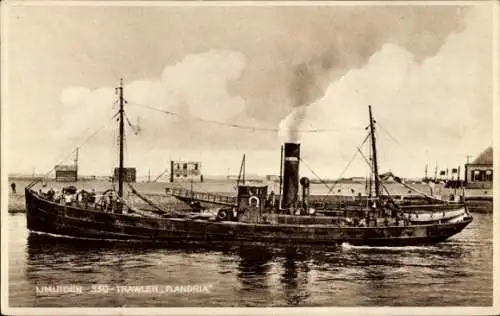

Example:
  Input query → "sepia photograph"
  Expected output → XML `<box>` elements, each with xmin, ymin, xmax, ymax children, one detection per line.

<box><xmin>1</xmin><ymin>1</ymin><xmax>497</xmax><ymax>315</ymax></box>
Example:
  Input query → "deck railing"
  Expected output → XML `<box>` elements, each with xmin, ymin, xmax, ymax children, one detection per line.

<box><xmin>166</xmin><ymin>187</ymin><xmax>237</xmax><ymax>206</ymax></box>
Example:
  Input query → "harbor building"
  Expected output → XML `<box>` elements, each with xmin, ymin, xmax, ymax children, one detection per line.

<box><xmin>55</xmin><ymin>164</ymin><xmax>78</xmax><ymax>182</ymax></box>
<box><xmin>465</xmin><ymin>147</ymin><xmax>493</xmax><ymax>189</ymax></box>
<box><xmin>169</xmin><ymin>161</ymin><xmax>203</xmax><ymax>183</ymax></box>
<box><xmin>113</xmin><ymin>167</ymin><xmax>137</xmax><ymax>183</ymax></box>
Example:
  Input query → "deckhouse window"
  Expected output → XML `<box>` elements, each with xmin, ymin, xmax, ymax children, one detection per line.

<box><xmin>486</xmin><ymin>170</ymin><xmax>493</xmax><ymax>181</ymax></box>
<box><xmin>473</xmin><ymin>170</ymin><xmax>481</xmax><ymax>182</ymax></box>
<box><xmin>472</xmin><ymin>169</ymin><xmax>492</xmax><ymax>182</ymax></box>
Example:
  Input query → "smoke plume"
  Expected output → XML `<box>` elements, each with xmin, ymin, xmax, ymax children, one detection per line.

<box><xmin>286</xmin><ymin>55</ymin><xmax>337</xmax><ymax>141</ymax></box>
<box><xmin>7</xmin><ymin>4</ymin><xmax>483</xmax><ymax>176</ymax></box>
<box><xmin>278</xmin><ymin>6</ymin><xmax>470</xmax><ymax>142</ymax></box>
<box><xmin>295</xmin><ymin>5</ymin><xmax>492</xmax><ymax>178</ymax></box>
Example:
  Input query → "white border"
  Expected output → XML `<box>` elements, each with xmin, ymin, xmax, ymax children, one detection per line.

<box><xmin>492</xmin><ymin>0</ymin><xmax>499</xmax><ymax>312</ymax></box>
<box><xmin>0</xmin><ymin>0</ymin><xmax>493</xmax><ymax>7</ymax></box>
<box><xmin>1</xmin><ymin>1</ymin><xmax>498</xmax><ymax>315</ymax></box>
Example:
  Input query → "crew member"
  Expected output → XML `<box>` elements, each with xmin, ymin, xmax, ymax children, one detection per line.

<box><xmin>40</xmin><ymin>183</ymin><xmax>48</xmax><ymax>196</ymax></box>
<box><xmin>89</xmin><ymin>189</ymin><xmax>96</xmax><ymax>206</ymax></box>
<box><xmin>47</xmin><ymin>188</ymin><xmax>55</xmax><ymax>201</ymax></box>
<box><xmin>268</xmin><ymin>191</ymin><xmax>275</xmax><ymax>207</ymax></box>
<box><xmin>64</xmin><ymin>192</ymin><xmax>73</xmax><ymax>205</ymax></box>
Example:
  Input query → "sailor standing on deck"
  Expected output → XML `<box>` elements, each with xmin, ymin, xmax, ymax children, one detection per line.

<box><xmin>39</xmin><ymin>182</ymin><xmax>48</xmax><ymax>196</ymax></box>
<box><xmin>47</xmin><ymin>188</ymin><xmax>55</xmax><ymax>201</ymax></box>
<box><xmin>64</xmin><ymin>192</ymin><xmax>73</xmax><ymax>205</ymax></box>
<box><xmin>89</xmin><ymin>189</ymin><xmax>96</xmax><ymax>207</ymax></box>
<box><xmin>54</xmin><ymin>189</ymin><xmax>62</xmax><ymax>203</ymax></box>
<box><xmin>268</xmin><ymin>191</ymin><xmax>276</xmax><ymax>207</ymax></box>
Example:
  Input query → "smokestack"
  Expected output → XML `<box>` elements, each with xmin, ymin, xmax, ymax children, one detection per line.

<box><xmin>281</xmin><ymin>142</ymin><xmax>300</xmax><ymax>210</ymax></box>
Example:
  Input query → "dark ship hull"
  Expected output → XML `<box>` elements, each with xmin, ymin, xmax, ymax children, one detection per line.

<box><xmin>25</xmin><ymin>98</ymin><xmax>473</xmax><ymax>248</ymax></box>
<box><xmin>26</xmin><ymin>189</ymin><xmax>472</xmax><ymax>247</ymax></box>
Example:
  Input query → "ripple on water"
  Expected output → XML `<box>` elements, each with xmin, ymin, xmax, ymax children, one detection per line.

<box><xmin>7</xmin><ymin>213</ymin><xmax>494</xmax><ymax>307</ymax></box>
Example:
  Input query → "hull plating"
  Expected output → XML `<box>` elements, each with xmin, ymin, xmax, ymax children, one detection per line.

<box><xmin>25</xmin><ymin>189</ymin><xmax>472</xmax><ymax>247</ymax></box>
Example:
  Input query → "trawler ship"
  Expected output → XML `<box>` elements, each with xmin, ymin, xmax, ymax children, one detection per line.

<box><xmin>25</xmin><ymin>81</ymin><xmax>472</xmax><ymax>246</ymax></box>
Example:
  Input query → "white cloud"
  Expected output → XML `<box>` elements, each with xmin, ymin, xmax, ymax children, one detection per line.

<box><xmin>288</xmin><ymin>6</ymin><xmax>492</xmax><ymax>179</ymax></box>
<box><xmin>59</xmin><ymin>50</ymin><xmax>247</xmax><ymax>132</ymax></box>
<box><xmin>8</xmin><ymin>6</ymin><xmax>491</xmax><ymax>179</ymax></box>
<box><xmin>56</xmin><ymin>50</ymin><xmax>249</xmax><ymax>175</ymax></box>
<box><xmin>161</xmin><ymin>50</ymin><xmax>246</xmax><ymax>121</ymax></box>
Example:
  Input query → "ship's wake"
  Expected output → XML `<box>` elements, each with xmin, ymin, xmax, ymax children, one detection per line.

<box><xmin>29</xmin><ymin>230</ymin><xmax>144</xmax><ymax>243</ymax></box>
<box><xmin>341</xmin><ymin>242</ymin><xmax>434</xmax><ymax>251</ymax></box>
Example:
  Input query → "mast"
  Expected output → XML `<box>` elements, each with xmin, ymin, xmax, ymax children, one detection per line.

<box><xmin>237</xmin><ymin>154</ymin><xmax>246</xmax><ymax>186</ymax></box>
<box><xmin>242</xmin><ymin>154</ymin><xmax>246</xmax><ymax>184</ymax></box>
<box><xmin>279</xmin><ymin>145</ymin><xmax>283</xmax><ymax>210</ymax></box>
<box><xmin>170</xmin><ymin>161</ymin><xmax>174</xmax><ymax>183</ymax></box>
<box><xmin>74</xmin><ymin>147</ymin><xmax>79</xmax><ymax>181</ymax></box>
<box><xmin>118</xmin><ymin>79</ymin><xmax>125</xmax><ymax>198</ymax></box>
<box><xmin>368</xmin><ymin>142</ymin><xmax>373</xmax><ymax>197</ymax></box>
<box><xmin>368</xmin><ymin>105</ymin><xmax>380</xmax><ymax>199</ymax></box>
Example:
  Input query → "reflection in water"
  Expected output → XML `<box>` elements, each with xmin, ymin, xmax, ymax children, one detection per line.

<box><xmin>280</xmin><ymin>248</ymin><xmax>311</xmax><ymax>306</ymax></box>
<box><xmin>237</xmin><ymin>246</ymin><xmax>273</xmax><ymax>287</ymax></box>
<box><xmin>233</xmin><ymin>246</ymin><xmax>313</xmax><ymax>306</ymax></box>
<box><xmin>235</xmin><ymin>246</ymin><xmax>273</xmax><ymax>306</ymax></box>
<box><xmin>16</xmin><ymin>213</ymin><xmax>493</xmax><ymax>307</ymax></box>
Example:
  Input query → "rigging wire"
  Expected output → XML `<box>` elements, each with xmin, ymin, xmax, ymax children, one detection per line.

<box><xmin>51</xmin><ymin>108</ymin><xmax>118</xmax><ymax>170</ymax></box>
<box><xmin>319</xmin><ymin>133</ymin><xmax>372</xmax><ymax>203</ymax></box>
<box><xmin>357</xmin><ymin>144</ymin><xmax>440</xmax><ymax>203</ymax></box>
<box><xmin>128</xmin><ymin>100</ymin><xmax>277</xmax><ymax>131</ymax></box>
<box><xmin>376</xmin><ymin>120</ymin><xmax>400</xmax><ymax>145</ymax></box>
<box><xmin>356</xmin><ymin>147</ymin><xmax>399</xmax><ymax>207</ymax></box>
<box><xmin>120</xmin><ymin>104</ymin><xmax>190</xmax><ymax>190</ymax></box>
<box><xmin>27</xmin><ymin>114</ymin><xmax>117</xmax><ymax>188</ymax></box>
<box><xmin>367</xmin><ymin>134</ymin><xmax>373</xmax><ymax>197</ymax></box>
<box><xmin>299</xmin><ymin>157</ymin><xmax>331</xmax><ymax>192</ymax></box>
<box><xmin>125</xmin><ymin>112</ymin><xmax>140</xmax><ymax>135</ymax></box>
<box><xmin>50</xmin><ymin>106</ymin><xmax>118</xmax><ymax>168</ymax></box>
<box><xmin>298</xmin><ymin>132</ymin><xmax>371</xmax><ymax>202</ymax></box>
<box><xmin>126</xmin><ymin>101</ymin><xmax>362</xmax><ymax>133</ymax></box>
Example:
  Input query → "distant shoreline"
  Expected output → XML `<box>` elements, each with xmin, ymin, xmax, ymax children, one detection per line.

<box><xmin>7</xmin><ymin>176</ymin><xmax>107</xmax><ymax>181</ymax></box>
<box><xmin>7</xmin><ymin>177</ymin><xmax>492</xmax><ymax>214</ymax></box>
<box><xmin>7</xmin><ymin>175</ymin><xmax>424</xmax><ymax>184</ymax></box>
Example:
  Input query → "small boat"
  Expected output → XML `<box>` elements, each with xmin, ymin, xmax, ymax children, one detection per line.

<box><xmin>25</xmin><ymin>81</ymin><xmax>472</xmax><ymax>247</ymax></box>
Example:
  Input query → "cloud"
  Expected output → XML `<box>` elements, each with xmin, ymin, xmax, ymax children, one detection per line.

<box><xmin>288</xmin><ymin>6</ymin><xmax>492</xmax><ymax>178</ymax></box>
<box><xmin>55</xmin><ymin>50</ymin><xmax>253</xmax><ymax>174</ymax></box>
<box><xmin>272</xmin><ymin>5</ymin><xmax>471</xmax><ymax>141</ymax></box>
<box><xmin>7</xmin><ymin>5</ymin><xmax>489</xmax><ymax>177</ymax></box>
<box><xmin>59</xmin><ymin>50</ymin><xmax>246</xmax><ymax>137</ymax></box>
<box><xmin>161</xmin><ymin>50</ymin><xmax>246</xmax><ymax>121</ymax></box>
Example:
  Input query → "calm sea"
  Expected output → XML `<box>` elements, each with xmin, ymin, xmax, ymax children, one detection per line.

<box><xmin>8</xmin><ymin>211</ymin><xmax>492</xmax><ymax>307</ymax></box>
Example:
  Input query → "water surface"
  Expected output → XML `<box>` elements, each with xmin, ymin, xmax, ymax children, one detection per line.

<box><xmin>8</xmin><ymin>212</ymin><xmax>492</xmax><ymax>307</ymax></box>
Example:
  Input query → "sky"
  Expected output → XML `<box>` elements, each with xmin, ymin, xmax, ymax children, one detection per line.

<box><xmin>3</xmin><ymin>2</ymin><xmax>495</xmax><ymax>180</ymax></box>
